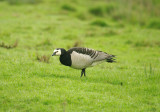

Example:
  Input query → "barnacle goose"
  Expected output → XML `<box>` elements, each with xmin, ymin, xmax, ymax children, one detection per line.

<box><xmin>52</xmin><ymin>47</ymin><xmax>115</xmax><ymax>77</ymax></box>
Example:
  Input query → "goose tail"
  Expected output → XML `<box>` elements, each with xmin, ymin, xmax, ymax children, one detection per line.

<box><xmin>106</xmin><ymin>55</ymin><xmax>116</xmax><ymax>63</ymax></box>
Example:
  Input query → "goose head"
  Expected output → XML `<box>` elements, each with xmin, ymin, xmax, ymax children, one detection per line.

<box><xmin>52</xmin><ymin>48</ymin><xmax>66</xmax><ymax>56</ymax></box>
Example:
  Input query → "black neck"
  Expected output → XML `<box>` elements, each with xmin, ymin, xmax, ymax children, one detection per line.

<box><xmin>59</xmin><ymin>52</ymin><xmax>71</xmax><ymax>66</ymax></box>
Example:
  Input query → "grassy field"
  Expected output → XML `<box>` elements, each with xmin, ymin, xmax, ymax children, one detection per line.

<box><xmin>0</xmin><ymin>0</ymin><xmax>160</xmax><ymax>111</ymax></box>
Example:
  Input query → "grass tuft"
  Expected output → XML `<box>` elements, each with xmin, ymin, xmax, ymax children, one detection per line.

<box><xmin>0</xmin><ymin>40</ymin><xmax>18</xmax><ymax>49</ymax></box>
<box><xmin>89</xmin><ymin>7</ymin><xmax>104</xmax><ymax>17</ymax></box>
<box><xmin>6</xmin><ymin>0</ymin><xmax>42</xmax><ymax>5</ymax></box>
<box><xmin>112</xmin><ymin>13</ymin><xmax>126</xmax><ymax>22</ymax></box>
<box><xmin>91</xmin><ymin>20</ymin><xmax>109</xmax><ymax>27</ymax></box>
<box><xmin>73</xmin><ymin>40</ymin><xmax>83</xmax><ymax>47</ymax></box>
<box><xmin>105</xmin><ymin>4</ymin><xmax>115</xmax><ymax>14</ymax></box>
<box><xmin>67</xmin><ymin>40</ymin><xmax>83</xmax><ymax>49</ymax></box>
<box><xmin>104</xmin><ymin>30</ymin><xmax>117</xmax><ymax>36</ymax></box>
<box><xmin>144</xmin><ymin>64</ymin><xmax>155</xmax><ymax>77</ymax></box>
<box><xmin>126</xmin><ymin>40</ymin><xmax>160</xmax><ymax>47</ymax></box>
<box><xmin>134</xmin><ymin>40</ymin><xmax>160</xmax><ymax>47</ymax></box>
<box><xmin>36</xmin><ymin>39</ymin><xmax>52</xmax><ymax>47</ymax></box>
<box><xmin>61</xmin><ymin>4</ymin><xmax>76</xmax><ymax>12</ymax></box>
<box><xmin>76</xmin><ymin>13</ymin><xmax>89</xmax><ymax>20</ymax></box>
<box><xmin>63</xmin><ymin>34</ymin><xmax>77</xmax><ymax>40</ymax></box>
<box><xmin>36</xmin><ymin>54</ymin><xmax>50</xmax><ymax>63</ymax></box>
<box><xmin>147</xmin><ymin>19</ymin><xmax>160</xmax><ymax>29</ymax></box>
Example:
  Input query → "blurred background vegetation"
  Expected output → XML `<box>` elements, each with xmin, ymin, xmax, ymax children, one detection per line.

<box><xmin>1</xmin><ymin>0</ymin><xmax>160</xmax><ymax>27</ymax></box>
<box><xmin>0</xmin><ymin>0</ymin><xmax>160</xmax><ymax>27</ymax></box>
<box><xmin>0</xmin><ymin>0</ymin><xmax>160</xmax><ymax>49</ymax></box>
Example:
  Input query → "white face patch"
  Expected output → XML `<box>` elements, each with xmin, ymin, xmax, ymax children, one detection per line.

<box><xmin>53</xmin><ymin>49</ymin><xmax>61</xmax><ymax>56</ymax></box>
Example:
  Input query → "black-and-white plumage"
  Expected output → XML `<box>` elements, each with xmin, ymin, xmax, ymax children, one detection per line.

<box><xmin>52</xmin><ymin>47</ymin><xmax>115</xmax><ymax>77</ymax></box>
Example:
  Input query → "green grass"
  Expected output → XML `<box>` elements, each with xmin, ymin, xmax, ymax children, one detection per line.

<box><xmin>0</xmin><ymin>0</ymin><xmax>160</xmax><ymax>111</ymax></box>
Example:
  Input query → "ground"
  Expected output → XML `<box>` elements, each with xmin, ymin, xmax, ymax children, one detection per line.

<box><xmin>0</xmin><ymin>0</ymin><xmax>160</xmax><ymax>111</ymax></box>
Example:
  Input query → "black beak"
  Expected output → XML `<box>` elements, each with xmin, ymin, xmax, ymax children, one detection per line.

<box><xmin>52</xmin><ymin>52</ymin><xmax>56</xmax><ymax>56</ymax></box>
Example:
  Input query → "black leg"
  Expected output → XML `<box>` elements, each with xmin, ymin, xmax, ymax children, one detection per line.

<box><xmin>81</xmin><ymin>69</ymin><xmax>86</xmax><ymax>77</ymax></box>
<box><xmin>81</xmin><ymin>69</ymin><xmax>84</xmax><ymax>77</ymax></box>
<box><xmin>83</xmin><ymin>69</ymin><xmax>86</xmax><ymax>77</ymax></box>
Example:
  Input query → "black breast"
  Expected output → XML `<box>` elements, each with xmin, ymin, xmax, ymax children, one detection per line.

<box><xmin>60</xmin><ymin>53</ymin><xmax>71</xmax><ymax>66</ymax></box>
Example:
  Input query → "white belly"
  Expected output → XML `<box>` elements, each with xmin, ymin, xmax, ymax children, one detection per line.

<box><xmin>71</xmin><ymin>51</ymin><xmax>93</xmax><ymax>69</ymax></box>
